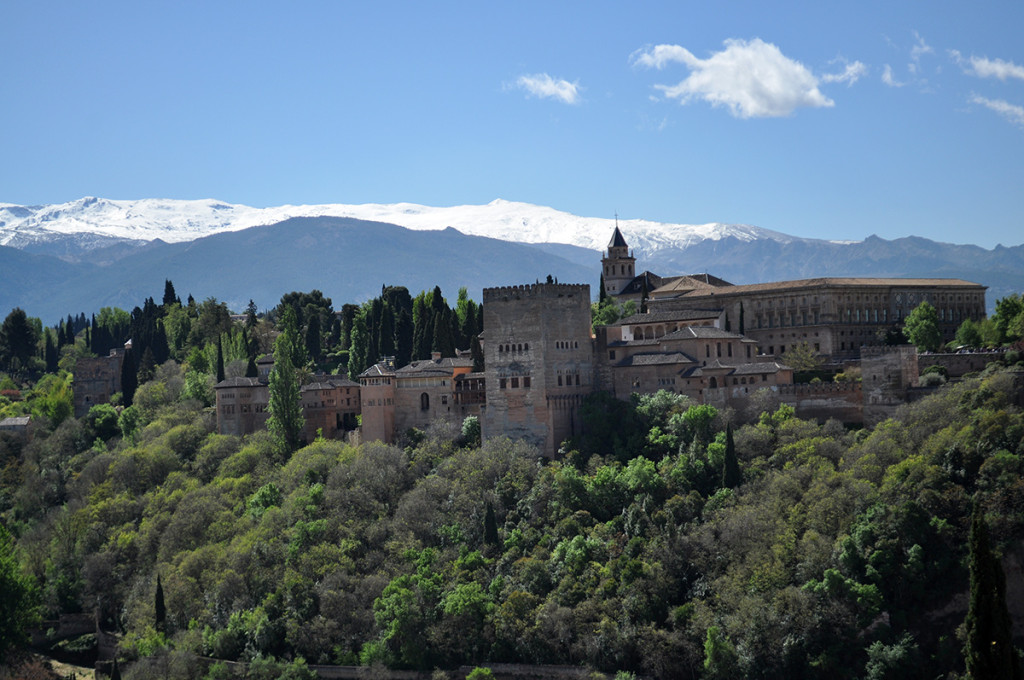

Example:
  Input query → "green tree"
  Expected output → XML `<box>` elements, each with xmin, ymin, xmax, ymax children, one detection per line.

<box><xmin>955</xmin><ymin>318</ymin><xmax>984</xmax><ymax>348</ymax></box>
<box><xmin>721</xmin><ymin>423</ymin><xmax>741</xmax><ymax>489</ymax></box>
<box><xmin>162</xmin><ymin>279</ymin><xmax>179</xmax><ymax>308</ymax></box>
<box><xmin>155</xmin><ymin>574</ymin><xmax>166</xmax><ymax>633</ymax></box>
<box><xmin>964</xmin><ymin>503</ymin><xmax>1022</xmax><ymax>679</ymax></box>
<box><xmin>992</xmin><ymin>294</ymin><xmax>1023</xmax><ymax>345</ymax></box>
<box><xmin>781</xmin><ymin>341</ymin><xmax>824</xmax><ymax>372</ymax></box>
<box><xmin>0</xmin><ymin>308</ymin><xmax>40</xmax><ymax>376</ymax></box>
<box><xmin>268</xmin><ymin>327</ymin><xmax>305</xmax><ymax>455</ymax></box>
<box><xmin>903</xmin><ymin>301</ymin><xmax>942</xmax><ymax>352</ymax></box>
<box><xmin>703</xmin><ymin>625</ymin><xmax>738</xmax><ymax>680</ymax></box>
<box><xmin>483</xmin><ymin>502</ymin><xmax>499</xmax><ymax>547</ymax></box>
<box><xmin>215</xmin><ymin>336</ymin><xmax>226</xmax><ymax>383</ymax></box>
<box><xmin>0</xmin><ymin>524</ymin><xmax>39</xmax><ymax>662</ymax></box>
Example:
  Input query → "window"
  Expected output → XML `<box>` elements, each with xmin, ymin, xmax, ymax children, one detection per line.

<box><xmin>609</xmin><ymin>350</ymin><xmax>616</xmax><ymax>360</ymax></box>
<box><xmin>499</xmin><ymin>378</ymin><xmax>507</xmax><ymax>389</ymax></box>
<box><xmin>558</xmin><ymin>375</ymin><xmax>563</xmax><ymax>386</ymax></box>
<box><xmin>511</xmin><ymin>377</ymin><xmax>519</xmax><ymax>388</ymax></box>
<box><xmin>523</xmin><ymin>377</ymin><xmax>531</xmax><ymax>388</ymax></box>
<box><xmin>420</xmin><ymin>393</ymin><xmax>430</xmax><ymax>410</ymax></box>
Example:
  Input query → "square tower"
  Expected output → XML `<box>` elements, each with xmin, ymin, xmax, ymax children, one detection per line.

<box><xmin>481</xmin><ymin>283</ymin><xmax>594</xmax><ymax>456</ymax></box>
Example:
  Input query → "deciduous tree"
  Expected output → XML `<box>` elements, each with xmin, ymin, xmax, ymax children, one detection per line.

<box><xmin>903</xmin><ymin>301</ymin><xmax>942</xmax><ymax>352</ymax></box>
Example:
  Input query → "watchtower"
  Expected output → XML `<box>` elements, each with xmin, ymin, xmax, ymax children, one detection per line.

<box><xmin>481</xmin><ymin>283</ymin><xmax>594</xmax><ymax>456</ymax></box>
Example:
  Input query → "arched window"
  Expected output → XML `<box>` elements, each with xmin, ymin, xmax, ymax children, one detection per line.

<box><xmin>420</xmin><ymin>393</ymin><xmax>429</xmax><ymax>411</ymax></box>
<box><xmin>709</xmin><ymin>377</ymin><xmax>718</xmax><ymax>388</ymax></box>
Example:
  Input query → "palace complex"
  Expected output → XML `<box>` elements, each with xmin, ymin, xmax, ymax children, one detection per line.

<box><xmin>205</xmin><ymin>226</ymin><xmax>988</xmax><ymax>456</ymax></box>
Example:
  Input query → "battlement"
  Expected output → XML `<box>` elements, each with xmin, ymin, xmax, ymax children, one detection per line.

<box><xmin>483</xmin><ymin>283</ymin><xmax>590</xmax><ymax>302</ymax></box>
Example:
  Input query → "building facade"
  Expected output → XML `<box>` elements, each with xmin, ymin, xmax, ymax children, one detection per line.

<box><xmin>480</xmin><ymin>283</ymin><xmax>594</xmax><ymax>456</ymax></box>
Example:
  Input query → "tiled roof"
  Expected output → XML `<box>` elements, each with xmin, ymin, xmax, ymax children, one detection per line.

<box><xmin>658</xmin><ymin>276</ymin><xmax>984</xmax><ymax>298</ymax></box>
<box><xmin>616</xmin><ymin>309</ymin><xmax>722</xmax><ymax>326</ymax></box>
<box><xmin>359</xmin><ymin>363</ymin><xmax>395</xmax><ymax>378</ymax></box>
<box><xmin>661</xmin><ymin>326</ymin><xmax>745</xmax><ymax>340</ymax></box>
<box><xmin>608</xmin><ymin>226</ymin><xmax>628</xmax><ymax>248</ymax></box>
<box><xmin>215</xmin><ymin>377</ymin><xmax>263</xmax><ymax>389</ymax></box>
<box><xmin>615</xmin><ymin>352</ymin><xmax>697</xmax><ymax>367</ymax></box>
<box><xmin>731</xmin><ymin>361</ymin><xmax>792</xmax><ymax>374</ymax></box>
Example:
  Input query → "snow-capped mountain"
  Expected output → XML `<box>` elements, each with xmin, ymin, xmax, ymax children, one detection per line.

<box><xmin>0</xmin><ymin>196</ymin><xmax>809</xmax><ymax>258</ymax></box>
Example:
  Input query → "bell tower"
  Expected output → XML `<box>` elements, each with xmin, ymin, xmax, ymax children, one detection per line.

<box><xmin>601</xmin><ymin>217</ymin><xmax>636</xmax><ymax>297</ymax></box>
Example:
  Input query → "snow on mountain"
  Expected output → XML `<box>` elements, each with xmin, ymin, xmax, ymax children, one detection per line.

<box><xmin>0</xmin><ymin>196</ymin><xmax>814</xmax><ymax>256</ymax></box>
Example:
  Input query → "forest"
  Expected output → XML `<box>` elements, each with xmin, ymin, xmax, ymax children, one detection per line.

<box><xmin>1</xmin><ymin>285</ymin><xmax>1023</xmax><ymax>680</ymax></box>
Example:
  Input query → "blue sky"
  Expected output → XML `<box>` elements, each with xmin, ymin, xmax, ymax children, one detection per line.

<box><xmin>3</xmin><ymin>2</ymin><xmax>1022</xmax><ymax>247</ymax></box>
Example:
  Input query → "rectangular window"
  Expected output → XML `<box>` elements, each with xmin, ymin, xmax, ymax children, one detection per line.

<box><xmin>523</xmin><ymin>377</ymin><xmax>531</xmax><ymax>388</ymax></box>
<box><xmin>499</xmin><ymin>378</ymin><xmax>507</xmax><ymax>389</ymax></box>
<box><xmin>511</xmin><ymin>377</ymin><xmax>519</xmax><ymax>388</ymax></box>
<box><xmin>609</xmin><ymin>350</ymin><xmax>616</xmax><ymax>360</ymax></box>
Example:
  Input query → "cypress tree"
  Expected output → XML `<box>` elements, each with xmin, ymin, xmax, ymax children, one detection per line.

<box><xmin>44</xmin><ymin>331</ymin><xmax>58</xmax><ymax>373</ymax></box>
<box><xmin>268</xmin><ymin>329</ymin><xmax>305</xmax><ymax>455</ymax></box>
<box><xmin>120</xmin><ymin>348</ymin><xmax>137</xmax><ymax>407</ymax></box>
<box><xmin>394</xmin><ymin>308</ymin><xmax>414</xmax><ymax>368</ymax></box>
<box><xmin>599</xmin><ymin>274</ymin><xmax>607</xmax><ymax>303</ymax></box>
<box><xmin>965</xmin><ymin>502</ymin><xmax>1022</xmax><ymax>679</ymax></box>
<box><xmin>245</xmin><ymin>299</ymin><xmax>258</xmax><ymax>330</ymax></box>
<box><xmin>162</xmin><ymin>279</ymin><xmax>178</xmax><ymax>309</ymax></box>
<box><xmin>216</xmin><ymin>336</ymin><xmax>226</xmax><ymax>383</ymax></box>
<box><xmin>245</xmin><ymin>354</ymin><xmax>258</xmax><ymax>378</ymax></box>
<box><xmin>722</xmin><ymin>423</ymin><xmax>741</xmax><ymax>489</ymax></box>
<box><xmin>377</xmin><ymin>306</ymin><xmax>395</xmax><ymax>360</ymax></box>
<box><xmin>306</xmin><ymin>313</ymin><xmax>323</xmax><ymax>363</ymax></box>
<box><xmin>484</xmin><ymin>502</ymin><xmax>499</xmax><ymax>547</ymax></box>
<box><xmin>110</xmin><ymin>659</ymin><xmax>121</xmax><ymax>680</ymax></box>
<box><xmin>471</xmin><ymin>335</ymin><xmax>484</xmax><ymax>373</ymax></box>
<box><xmin>155</xmin><ymin>574</ymin><xmax>166</xmax><ymax>633</ymax></box>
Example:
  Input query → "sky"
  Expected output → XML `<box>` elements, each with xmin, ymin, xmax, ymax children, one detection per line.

<box><xmin>2</xmin><ymin>2</ymin><xmax>1023</xmax><ymax>248</ymax></box>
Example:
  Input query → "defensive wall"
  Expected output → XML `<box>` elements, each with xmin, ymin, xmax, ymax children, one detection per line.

<box><xmin>777</xmin><ymin>381</ymin><xmax>863</xmax><ymax>424</ymax></box>
<box><xmin>917</xmin><ymin>349</ymin><xmax>1006</xmax><ymax>378</ymax></box>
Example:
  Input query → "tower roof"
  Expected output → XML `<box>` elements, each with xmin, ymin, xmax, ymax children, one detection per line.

<box><xmin>608</xmin><ymin>226</ymin><xmax>628</xmax><ymax>249</ymax></box>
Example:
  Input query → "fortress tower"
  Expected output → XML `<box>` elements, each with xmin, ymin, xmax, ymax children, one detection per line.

<box><xmin>481</xmin><ymin>283</ymin><xmax>594</xmax><ymax>456</ymax></box>
<box><xmin>601</xmin><ymin>224</ymin><xmax>636</xmax><ymax>297</ymax></box>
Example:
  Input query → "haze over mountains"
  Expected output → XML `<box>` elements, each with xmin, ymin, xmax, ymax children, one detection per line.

<box><xmin>1</xmin><ymin>197</ymin><xmax>1021</xmax><ymax>324</ymax></box>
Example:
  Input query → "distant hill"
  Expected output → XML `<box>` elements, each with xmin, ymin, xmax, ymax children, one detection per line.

<box><xmin>1</xmin><ymin>217</ymin><xmax>598</xmax><ymax>323</ymax></box>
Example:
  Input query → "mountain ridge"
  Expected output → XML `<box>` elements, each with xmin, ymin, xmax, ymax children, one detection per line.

<box><xmin>2</xmin><ymin>197</ymin><xmax>1021</xmax><ymax>325</ymax></box>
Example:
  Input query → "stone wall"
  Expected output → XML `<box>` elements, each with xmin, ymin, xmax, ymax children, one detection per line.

<box><xmin>482</xmin><ymin>284</ymin><xmax>593</xmax><ymax>456</ymax></box>
<box><xmin>918</xmin><ymin>350</ymin><xmax>1006</xmax><ymax>378</ymax></box>
<box><xmin>777</xmin><ymin>382</ymin><xmax>863</xmax><ymax>424</ymax></box>
<box><xmin>72</xmin><ymin>352</ymin><xmax>124</xmax><ymax>417</ymax></box>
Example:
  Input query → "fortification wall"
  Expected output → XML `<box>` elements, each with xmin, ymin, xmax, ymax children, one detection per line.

<box><xmin>778</xmin><ymin>382</ymin><xmax>863</xmax><ymax>424</ymax></box>
<box><xmin>918</xmin><ymin>350</ymin><xmax>1005</xmax><ymax>378</ymax></box>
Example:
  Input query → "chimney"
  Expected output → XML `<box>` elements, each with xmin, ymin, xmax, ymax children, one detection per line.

<box><xmin>431</xmin><ymin>351</ymin><xmax>441</xmax><ymax>361</ymax></box>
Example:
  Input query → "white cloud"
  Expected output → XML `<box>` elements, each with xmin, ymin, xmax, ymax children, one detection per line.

<box><xmin>514</xmin><ymin>73</ymin><xmax>581</xmax><ymax>105</ymax></box>
<box><xmin>821</xmin><ymin>60</ymin><xmax>868</xmax><ymax>86</ymax></box>
<box><xmin>910</xmin><ymin>31</ymin><xmax>934</xmax><ymax>64</ymax></box>
<box><xmin>881</xmin><ymin>64</ymin><xmax>905</xmax><ymax>87</ymax></box>
<box><xmin>971</xmin><ymin>94</ymin><xmax>1024</xmax><ymax>127</ymax></box>
<box><xmin>631</xmin><ymin>38</ymin><xmax>835</xmax><ymax>118</ymax></box>
<box><xmin>629</xmin><ymin>44</ymin><xmax>698</xmax><ymax>70</ymax></box>
<box><xmin>951</xmin><ymin>50</ymin><xmax>1024</xmax><ymax>81</ymax></box>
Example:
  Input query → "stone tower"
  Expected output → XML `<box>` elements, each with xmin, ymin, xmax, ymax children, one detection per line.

<box><xmin>481</xmin><ymin>283</ymin><xmax>594</xmax><ymax>456</ymax></box>
<box><xmin>862</xmin><ymin>345</ymin><xmax>919</xmax><ymax>426</ymax></box>
<box><xmin>602</xmin><ymin>225</ymin><xmax>636</xmax><ymax>297</ymax></box>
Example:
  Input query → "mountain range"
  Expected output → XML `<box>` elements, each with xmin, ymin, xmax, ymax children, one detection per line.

<box><xmin>1</xmin><ymin>197</ymin><xmax>1021</xmax><ymax>324</ymax></box>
